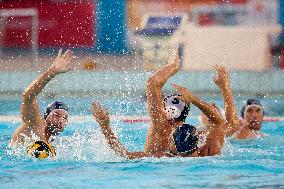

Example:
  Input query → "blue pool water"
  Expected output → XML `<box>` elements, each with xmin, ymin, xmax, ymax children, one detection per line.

<box><xmin>0</xmin><ymin>97</ymin><xmax>284</xmax><ymax>188</ymax></box>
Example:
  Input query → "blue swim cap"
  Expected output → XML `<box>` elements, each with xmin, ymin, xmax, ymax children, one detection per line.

<box><xmin>172</xmin><ymin>124</ymin><xmax>198</xmax><ymax>154</ymax></box>
<box><xmin>44</xmin><ymin>101</ymin><xmax>68</xmax><ymax>119</ymax></box>
<box><xmin>240</xmin><ymin>99</ymin><xmax>263</xmax><ymax>118</ymax></box>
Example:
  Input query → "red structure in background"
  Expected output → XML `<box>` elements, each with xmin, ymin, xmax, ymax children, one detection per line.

<box><xmin>0</xmin><ymin>0</ymin><xmax>94</xmax><ymax>48</ymax></box>
<box><xmin>197</xmin><ymin>13</ymin><xmax>216</xmax><ymax>26</ymax></box>
<box><xmin>280</xmin><ymin>50</ymin><xmax>284</xmax><ymax>69</ymax></box>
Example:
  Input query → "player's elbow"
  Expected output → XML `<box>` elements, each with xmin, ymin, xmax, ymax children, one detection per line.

<box><xmin>22</xmin><ymin>90</ymin><xmax>33</xmax><ymax>101</ymax></box>
<box><xmin>147</xmin><ymin>75</ymin><xmax>157</xmax><ymax>86</ymax></box>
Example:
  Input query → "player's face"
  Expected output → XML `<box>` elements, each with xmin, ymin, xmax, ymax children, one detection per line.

<box><xmin>244</xmin><ymin>106</ymin><xmax>263</xmax><ymax>130</ymax></box>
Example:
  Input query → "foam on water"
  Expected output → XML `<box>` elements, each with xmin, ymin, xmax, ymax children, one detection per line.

<box><xmin>4</xmin><ymin>125</ymin><xmax>126</xmax><ymax>163</ymax></box>
<box><xmin>0</xmin><ymin>96</ymin><xmax>284</xmax><ymax>188</ymax></box>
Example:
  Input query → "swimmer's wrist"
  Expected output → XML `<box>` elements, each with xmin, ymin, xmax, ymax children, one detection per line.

<box><xmin>219</xmin><ymin>82</ymin><xmax>230</xmax><ymax>90</ymax></box>
<box><xmin>98</xmin><ymin>120</ymin><xmax>110</xmax><ymax>128</ymax></box>
<box><xmin>223</xmin><ymin>83</ymin><xmax>231</xmax><ymax>91</ymax></box>
<box><xmin>47</xmin><ymin>67</ymin><xmax>59</xmax><ymax>76</ymax></box>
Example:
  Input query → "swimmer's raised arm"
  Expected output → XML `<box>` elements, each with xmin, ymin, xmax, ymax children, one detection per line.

<box><xmin>91</xmin><ymin>101</ymin><xmax>128</xmax><ymax>157</ymax></box>
<box><xmin>171</xmin><ymin>83</ymin><xmax>224</xmax><ymax>125</ymax></box>
<box><xmin>213</xmin><ymin>65</ymin><xmax>240</xmax><ymax>136</ymax></box>
<box><xmin>146</xmin><ymin>50</ymin><xmax>180</xmax><ymax>129</ymax></box>
<box><xmin>10</xmin><ymin>49</ymin><xmax>74</xmax><ymax>146</ymax></box>
<box><xmin>91</xmin><ymin>101</ymin><xmax>156</xmax><ymax>159</ymax></box>
<box><xmin>22</xmin><ymin>49</ymin><xmax>73</xmax><ymax>125</ymax></box>
<box><xmin>22</xmin><ymin>49</ymin><xmax>73</xmax><ymax>103</ymax></box>
<box><xmin>144</xmin><ymin>50</ymin><xmax>180</xmax><ymax>154</ymax></box>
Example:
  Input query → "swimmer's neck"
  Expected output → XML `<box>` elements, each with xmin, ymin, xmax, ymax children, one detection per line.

<box><xmin>44</xmin><ymin>128</ymin><xmax>52</xmax><ymax>141</ymax></box>
<box><xmin>169</xmin><ymin>120</ymin><xmax>184</xmax><ymax>128</ymax></box>
<box><xmin>44</xmin><ymin>124</ymin><xmax>59</xmax><ymax>141</ymax></box>
<box><xmin>240</xmin><ymin>125</ymin><xmax>261</xmax><ymax>136</ymax></box>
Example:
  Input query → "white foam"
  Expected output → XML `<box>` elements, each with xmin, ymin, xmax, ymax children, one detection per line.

<box><xmin>0</xmin><ymin>115</ymin><xmax>283</xmax><ymax>123</ymax></box>
<box><xmin>0</xmin><ymin>115</ymin><xmax>150</xmax><ymax>123</ymax></box>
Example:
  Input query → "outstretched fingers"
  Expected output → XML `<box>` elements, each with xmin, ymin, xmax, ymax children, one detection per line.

<box><xmin>56</xmin><ymin>48</ymin><xmax>62</xmax><ymax>59</ymax></box>
<box><xmin>66</xmin><ymin>52</ymin><xmax>74</xmax><ymax>62</ymax></box>
<box><xmin>51</xmin><ymin>48</ymin><xmax>75</xmax><ymax>74</ymax></box>
<box><xmin>91</xmin><ymin>101</ymin><xmax>97</xmax><ymax>115</ymax></box>
<box><xmin>213</xmin><ymin>64</ymin><xmax>222</xmax><ymax>78</ymax></box>
<box><xmin>62</xmin><ymin>49</ymin><xmax>70</xmax><ymax>58</ymax></box>
<box><xmin>215</xmin><ymin>65</ymin><xmax>227</xmax><ymax>75</ymax></box>
<box><xmin>91</xmin><ymin>100</ymin><xmax>109</xmax><ymax>121</ymax></box>
<box><xmin>92</xmin><ymin>100</ymin><xmax>101</xmax><ymax>112</ymax></box>
<box><xmin>213</xmin><ymin>69</ymin><xmax>218</xmax><ymax>84</ymax></box>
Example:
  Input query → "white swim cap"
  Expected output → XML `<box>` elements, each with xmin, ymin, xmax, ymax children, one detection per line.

<box><xmin>163</xmin><ymin>94</ymin><xmax>189</xmax><ymax>121</ymax></box>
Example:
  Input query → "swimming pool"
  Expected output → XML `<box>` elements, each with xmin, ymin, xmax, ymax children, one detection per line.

<box><xmin>0</xmin><ymin>97</ymin><xmax>284</xmax><ymax>188</ymax></box>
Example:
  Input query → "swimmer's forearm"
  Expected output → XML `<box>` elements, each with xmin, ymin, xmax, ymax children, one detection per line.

<box><xmin>222</xmin><ymin>84</ymin><xmax>235</xmax><ymax>120</ymax></box>
<box><xmin>126</xmin><ymin>152</ymin><xmax>149</xmax><ymax>159</ymax></box>
<box><xmin>150</xmin><ymin>63</ymin><xmax>179</xmax><ymax>86</ymax></box>
<box><xmin>146</xmin><ymin>64</ymin><xmax>178</xmax><ymax>126</ymax></box>
<box><xmin>221</xmin><ymin>83</ymin><xmax>240</xmax><ymax>135</ymax></box>
<box><xmin>23</xmin><ymin>68</ymin><xmax>57</xmax><ymax>100</ymax></box>
<box><xmin>190</xmin><ymin>95</ymin><xmax>224</xmax><ymax>125</ymax></box>
<box><xmin>100</xmin><ymin>124</ymin><xmax>129</xmax><ymax>157</ymax></box>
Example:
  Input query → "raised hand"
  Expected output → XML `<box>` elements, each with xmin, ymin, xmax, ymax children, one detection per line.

<box><xmin>50</xmin><ymin>49</ymin><xmax>74</xmax><ymax>74</ymax></box>
<box><xmin>170</xmin><ymin>83</ymin><xmax>195</xmax><ymax>104</ymax></box>
<box><xmin>213</xmin><ymin>65</ymin><xmax>229</xmax><ymax>89</ymax></box>
<box><xmin>91</xmin><ymin>101</ymin><xmax>110</xmax><ymax>130</ymax></box>
<box><xmin>171</xmin><ymin>47</ymin><xmax>180</xmax><ymax>70</ymax></box>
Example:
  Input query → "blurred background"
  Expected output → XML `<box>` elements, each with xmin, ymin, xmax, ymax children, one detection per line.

<box><xmin>0</xmin><ymin>0</ymin><xmax>283</xmax><ymax>98</ymax></box>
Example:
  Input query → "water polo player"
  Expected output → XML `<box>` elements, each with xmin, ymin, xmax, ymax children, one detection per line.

<box><xmin>143</xmin><ymin>50</ymin><xmax>226</xmax><ymax>156</ymax></box>
<box><xmin>163</xmin><ymin>94</ymin><xmax>189</xmax><ymax>122</ymax></box>
<box><xmin>92</xmin><ymin>94</ymin><xmax>225</xmax><ymax>158</ymax></box>
<box><xmin>92</xmin><ymin>99</ymin><xmax>198</xmax><ymax>159</ymax></box>
<box><xmin>233</xmin><ymin>98</ymin><xmax>266</xmax><ymax>139</ymax></box>
<box><xmin>9</xmin><ymin>49</ymin><xmax>73</xmax><ymax>148</ymax></box>
<box><xmin>92</xmin><ymin>100</ymin><xmax>200</xmax><ymax>159</ymax></box>
<box><xmin>143</xmin><ymin>50</ymin><xmax>191</xmax><ymax>155</ymax></box>
<box><xmin>197</xmin><ymin>65</ymin><xmax>241</xmax><ymax>144</ymax></box>
<box><xmin>168</xmin><ymin>123</ymin><xmax>198</xmax><ymax>156</ymax></box>
<box><xmin>92</xmin><ymin>50</ymin><xmax>227</xmax><ymax>158</ymax></box>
